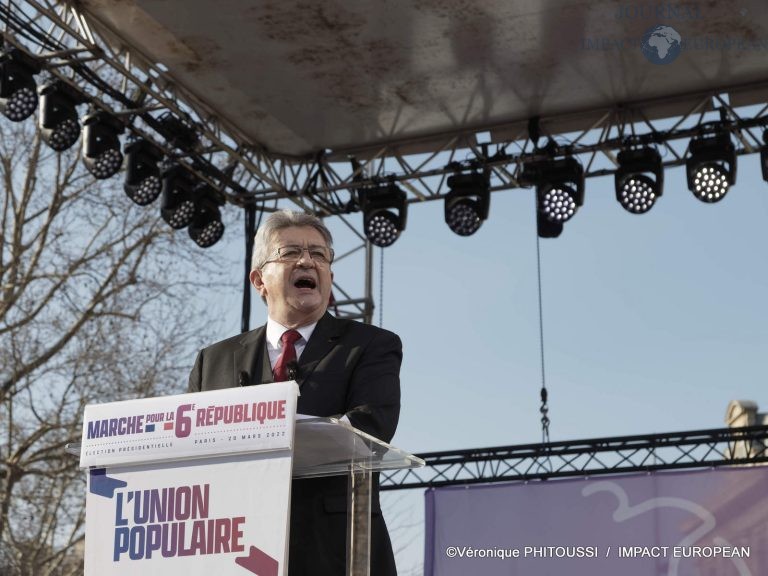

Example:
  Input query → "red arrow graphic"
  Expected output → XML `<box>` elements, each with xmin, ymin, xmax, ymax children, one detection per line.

<box><xmin>235</xmin><ymin>545</ymin><xmax>279</xmax><ymax>576</ymax></box>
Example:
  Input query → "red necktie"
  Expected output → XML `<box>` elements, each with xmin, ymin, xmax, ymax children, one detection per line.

<box><xmin>273</xmin><ymin>330</ymin><xmax>301</xmax><ymax>381</ymax></box>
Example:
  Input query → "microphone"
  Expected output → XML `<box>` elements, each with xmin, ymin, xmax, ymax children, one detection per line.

<box><xmin>286</xmin><ymin>361</ymin><xmax>299</xmax><ymax>381</ymax></box>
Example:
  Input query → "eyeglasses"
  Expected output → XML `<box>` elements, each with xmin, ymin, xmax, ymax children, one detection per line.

<box><xmin>263</xmin><ymin>245</ymin><xmax>334</xmax><ymax>267</ymax></box>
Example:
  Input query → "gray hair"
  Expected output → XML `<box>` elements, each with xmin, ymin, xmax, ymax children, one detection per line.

<box><xmin>251</xmin><ymin>210</ymin><xmax>334</xmax><ymax>270</ymax></box>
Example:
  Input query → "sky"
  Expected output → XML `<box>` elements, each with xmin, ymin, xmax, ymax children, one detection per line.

<box><xmin>195</xmin><ymin>130</ymin><xmax>768</xmax><ymax>574</ymax></box>
<box><xmin>204</xmin><ymin>150</ymin><xmax>768</xmax><ymax>454</ymax></box>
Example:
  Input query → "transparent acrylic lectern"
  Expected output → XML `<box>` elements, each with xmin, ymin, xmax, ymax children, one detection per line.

<box><xmin>69</xmin><ymin>415</ymin><xmax>424</xmax><ymax>576</ymax></box>
<box><xmin>293</xmin><ymin>417</ymin><xmax>424</xmax><ymax>576</ymax></box>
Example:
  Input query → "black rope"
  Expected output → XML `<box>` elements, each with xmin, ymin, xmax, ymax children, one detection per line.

<box><xmin>535</xmin><ymin>230</ymin><xmax>550</xmax><ymax>444</ymax></box>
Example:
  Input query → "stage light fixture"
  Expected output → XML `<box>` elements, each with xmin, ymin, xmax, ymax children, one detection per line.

<box><xmin>123</xmin><ymin>139</ymin><xmax>164</xmax><ymax>206</ymax></box>
<box><xmin>444</xmin><ymin>171</ymin><xmax>490</xmax><ymax>236</ymax></box>
<box><xmin>359</xmin><ymin>182</ymin><xmax>407</xmax><ymax>247</ymax></box>
<box><xmin>82</xmin><ymin>111</ymin><xmax>124</xmax><ymax>179</ymax></box>
<box><xmin>521</xmin><ymin>156</ymin><xmax>584</xmax><ymax>238</ymax></box>
<box><xmin>38</xmin><ymin>81</ymin><xmax>84</xmax><ymax>151</ymax></box>
<box><xmin>615</xmin><ymin>147</ymin><xmax>664</xmax><ymax>214</ymax></box>
<box><xmin>156</xmin><ymin>112</ymin><xmax>199</xmax><ymax>152</ymax></box>
<box><xmin>0</xmin><ymin>48</ymin><xmax>40</xmax><ymax>122</ymax></box>
<box><xmin>536</xmin><ymin>212</ymin><xmax>563</xmax><ymax>238</ymax></box>
<box><xmin>160</xmin><ymin>165</ymin><xmax>197</xmax><ymax>229</ymax></box>
<box><xmin>188</xmin><ymin>189</ymin><xmax>225</xmax><ymax>248</ymax></box>
<box><xmin>537</xmin><ymin>159</ymin><xmax>584</xmax><ymax>224</ymax></box>
<box><xmin>686</xmin><ymin>130</ymin><xmax>736</xmax><ymax>203</ymax></box>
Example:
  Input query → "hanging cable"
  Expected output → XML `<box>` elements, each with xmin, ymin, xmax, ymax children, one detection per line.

<box><xmin>535</xmin><ymin>231</ymin><xmax>551</xmax><ymax>445</ymax></box>
<box><xmin>378</xmin><ymin>246</ymin><xmax>384</xmax><ymax>327</ymax></box>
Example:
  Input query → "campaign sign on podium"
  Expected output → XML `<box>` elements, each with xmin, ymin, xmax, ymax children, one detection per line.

<box><xmin>80</xmin><ymin>381</ymin><xmax>298</xmax><ymax>575</ymax></box>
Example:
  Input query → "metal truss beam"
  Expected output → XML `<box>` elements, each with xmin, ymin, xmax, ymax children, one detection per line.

<box><xmin>380</xmin><ymin>425</ymin><xmax>768</xmax><ymax>490</ymax></box>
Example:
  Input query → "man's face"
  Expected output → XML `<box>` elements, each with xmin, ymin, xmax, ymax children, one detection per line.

<box><xmin>250</xmin><ymin>226</ymin><xmax>333</xmax><ymax>328</ymax></box>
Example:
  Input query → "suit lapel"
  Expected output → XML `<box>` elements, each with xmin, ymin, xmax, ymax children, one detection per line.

<box><xmin>259</xmin><ymin>341</ymin><xmax>274</xmax><ymax>383</ymax></box>
<box><xmin>296</xmin><ymin>312</ymin><xmax>343</xmax><ymax>388</ymax></box>
<box><xmin>233</xmin><ymin>325</ymin><xmax>269</xmax><ymax>386</ymax></box>
<box><xmin>239</xmin><ymin>313</ymin><xmax>343</xmax><ymax>388</ymax></box>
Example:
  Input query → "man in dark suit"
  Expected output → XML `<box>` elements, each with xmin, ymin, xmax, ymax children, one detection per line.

<box><xmin>188</xmin><ymin>210</ymin><xmax>401</xmax><ymax>576</ymax></box>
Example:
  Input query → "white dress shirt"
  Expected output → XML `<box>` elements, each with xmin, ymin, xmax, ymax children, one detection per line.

<box><xmin>265</xmin><ymin>317</ymin><xmax>318</xmax><ymax>369</ymax></box>
<box><xmin>264</xmin><ymin>317</ymin><xmax>350</xmax><ymax>422</ymax></box>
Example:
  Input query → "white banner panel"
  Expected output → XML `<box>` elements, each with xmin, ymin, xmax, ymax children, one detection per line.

<box><xmin>80</xmin><ymin>382</ymin><xmax>298</xmax><ymax>467</ymax></box>
<box><xmin>85</xmin><ymin>453</ymin><xmax>292</xmax><ymax>575</ymax></box>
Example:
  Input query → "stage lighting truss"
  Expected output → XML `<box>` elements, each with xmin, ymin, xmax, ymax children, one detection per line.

<box><xmin>444</xmin><ymin>171</ymin><xmax>490</xmax><ymax>236</ymax></box>
<box><xmin>615</xmin><ymin>147</ymin><xmax>664</xmax><ymax>214</ymax></box>
<box><xmin>358</xmin><ymin>182</ymin><xmax>408</xmax><ymax>248</ymax></box>
<box><xmin>7</xmin><ymin>0</ymin><xmax>768</xmax><ymax>226</ymax></box>
<box><xmin>10</xmin><ymin>0</ymin><xmax>768</xmax><ymax>319</ymax></box>
<box><xmin>38</xmin><ymin>81</ymin><xmax>85</xmax><ymax>152</ymax></box>
<box><xmin>124</xmin><ymin>139</ymin><xmax>164</xmax><ymax>206</ymax></box>
<box><xmin>188</xmin><ymin>189</ymin><xmax>226</xmax><ymax>248</ymax></box>
<box><xmin>83</xmin><ymin>111</ymin><xmax>125</xmax><ymax>179</ymax></box>
<box><xmin>686</xmin><ymin>130</ymin><xmax>736</xmax><ymax>203</ymax></box>
<box><xmin>160</xmin><ymin>165</ymin><xmax>198</xmax><ymax>230</ymax></box>
<box><xmin>0</xmin><ymin>48</ymin><xmax>40</xmax><ymax>122</ymax></box>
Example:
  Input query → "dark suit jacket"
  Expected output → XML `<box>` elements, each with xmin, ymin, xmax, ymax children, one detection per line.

<box><xmin>188</xmin><ymin>312</ymin><xmax>401</xmax><ymax>576</ymax></box>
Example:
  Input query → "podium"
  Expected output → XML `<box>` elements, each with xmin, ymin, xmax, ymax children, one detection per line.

<box><xmin>70</xmin><ymin>382</ymin><xmax>423</xmax><ymax>576</ymax></box>
<box><xmin>293</xmin><ymin>416</ymin><xmax>424</xmax><ymax>575</ymax></box>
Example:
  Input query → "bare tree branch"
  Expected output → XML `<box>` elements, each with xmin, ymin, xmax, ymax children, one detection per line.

<box><xmin>0</xmin><ymin>113</ymin><xmax>227</xmax><ymax>575</ymax></box>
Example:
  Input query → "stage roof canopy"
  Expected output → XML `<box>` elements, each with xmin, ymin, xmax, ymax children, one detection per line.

<box><xmin>77</xmin><ymin>0</ymin><xmax>768</xmax><ymax>159</ymax></box>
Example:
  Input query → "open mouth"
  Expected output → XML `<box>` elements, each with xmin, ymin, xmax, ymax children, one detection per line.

<box><xmin>294</xmin><ymin>276</ymin><xmax>317</xmax><ymax>290</ymax></box>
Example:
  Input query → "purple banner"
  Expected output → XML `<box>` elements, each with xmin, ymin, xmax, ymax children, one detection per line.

<box><xmin>425</xmin><ymin>466</ymin><xmax>768</xmax><ymax>575</ymax></box>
